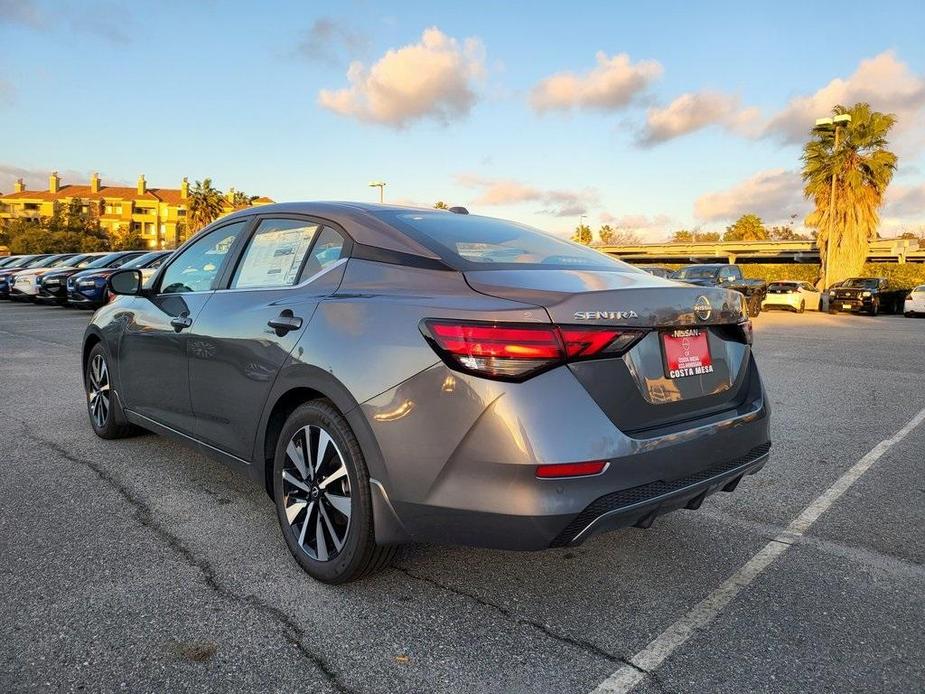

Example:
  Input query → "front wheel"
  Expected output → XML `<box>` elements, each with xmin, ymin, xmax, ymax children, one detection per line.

<box><xmin>273</xmin><ymin>400</ymin><xmax>395</xmax><ymax>583</ymax></box>
<box><xmin>798</xmin><ymin>300</ymin><xmax>805</xmax><ymax>314</ymax></box>
<box><xmin>85</xmin><ymin>343</ymin><xmax>138</xmax><ymax>439</ymax></box>
<box><xmin>870</xmin><ymin>300</ymin><xmax>879</xmax><ymax>316</ymax></box>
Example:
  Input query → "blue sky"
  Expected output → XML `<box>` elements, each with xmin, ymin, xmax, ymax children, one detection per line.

<box><xmin>2</xmin><ymin>0</ymin><xmax>924</xmax><ymax>239</ymax></box>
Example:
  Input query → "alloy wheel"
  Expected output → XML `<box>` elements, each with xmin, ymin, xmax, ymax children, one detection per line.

<box><xmin>281</xmin><ymin>425</ymin><xmax>352</xmax><ymax>562</ymax></box>
<box><xmin>88</xmin><ymin>354</ymin><xmax>111</xmax><ymax>429</ymax></box>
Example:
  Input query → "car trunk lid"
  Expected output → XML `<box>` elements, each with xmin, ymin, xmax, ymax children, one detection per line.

<box><xmin>464</xmin><ymin>269</ymin><xmax>755</xmax><ymax>435</ymax></box>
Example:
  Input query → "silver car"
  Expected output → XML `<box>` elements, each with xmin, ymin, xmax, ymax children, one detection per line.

<box><xmin>85</xmin><ymin>203</ymin><xmax>771</xmax><ymax>583</ymax></box>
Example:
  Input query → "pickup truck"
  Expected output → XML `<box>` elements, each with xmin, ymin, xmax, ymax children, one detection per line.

<box><xmin>827</xmin><ymin>277</ymin><xmax>907</xmax><ymax>315</ymax></box>
<box><xmin>670</xmin><ymin>264</ymin><xmax>767</xmax><ymax>317</ymax></box>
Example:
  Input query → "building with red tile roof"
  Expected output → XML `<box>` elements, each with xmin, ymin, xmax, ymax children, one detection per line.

<box><xmin>0</xmin><ymin>172</ymin><xmax>273</xmax><ymax>249</ymax></box>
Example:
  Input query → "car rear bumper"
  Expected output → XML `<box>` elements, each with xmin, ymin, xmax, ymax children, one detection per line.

<box><xmin>362</xmin><ymin>359</ymin><xmax>771</xmax><ymax>550</ymax></box>
<box><xmin>762</xmin><ymin>296</ymin><xmax>801</xmax><ymax>311</ymax></box>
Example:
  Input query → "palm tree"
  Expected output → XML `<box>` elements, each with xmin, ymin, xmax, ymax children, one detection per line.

<box><xmin>802</xmin><ymin>103</ymin><xmax>897</xmax><ymax>285</ymax></box>
<box><xmin>187</xmin><ymin>178</ymin><xmax>226</xmax><ymax>237</ymax></box>
<box><xmin>230</xmin><ymin>189</ymin><xmax>258</xmax><ymax>210</ymax></box>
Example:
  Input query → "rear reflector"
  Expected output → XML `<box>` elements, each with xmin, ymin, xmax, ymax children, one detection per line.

<box><xmin>536</xmin><ymin>461</ymin><xmax>607</xmax><ymax>479</ymax></box>
<box><xmin>421</xmin><ymin>319</ymin><xmax>643</xmax><ymax>381</ymax></box>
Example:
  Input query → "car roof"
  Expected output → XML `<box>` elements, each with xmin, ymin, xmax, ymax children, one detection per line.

<box><xmin>217</xmin><ymin>201</ymin><xmax>444</xmax><ymax>260</ymax></box>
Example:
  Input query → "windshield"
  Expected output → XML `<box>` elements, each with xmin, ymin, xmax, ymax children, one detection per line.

<box><xmin>371</xmin><ymin>210</ymin><xmax>640</xmax><ymax>272</ymax></box>
<box><xmin>0</xmin><ymin>257</ymin><xmax>20</xmax><ymax>268</ymax></box>
<box><xmin>32</xmin><ymin>255</ymin><xmax>73</xmax><ymax>268</ymax></box>
<box><xmin>18</xmin><ymin>255</ymin><xmax>49</xmax><ymax>268</ymax></box>
<box><xmin>768</xmin><ymin>282</ymin><xmax>798</xmax><ymax>290</ymax></box>
<box><xmin>123</xmin><ymin>252</ymin><xmax>164</xmax><ymax>269</ymax></box>
<box><xmin>914</xmin><ymin>285</ymin><xmax>925</xmax><ymax>293</ymax></box>
<box><xmin>673</xmin><ymin>267</ymin><xmax>720</xmax><ymax>279</ymax></box>
<box><xmin>47</xmin><ymin>254</ymin><xmax>79</xmax><ymax>268</ymax></box>
<box><xmin>842</xmin><ymin>278</ymin><xmax>880</xmax><ymax>289</ymax></box>
<box><xmin>74</xmin><ymin>254</ymin><xmax>103</xmax><ymax>268</ymax></box>
<box><xmin>85</xmin><ymin>253</ymin><xmax>127</xmax><ymax>269</ymax></box>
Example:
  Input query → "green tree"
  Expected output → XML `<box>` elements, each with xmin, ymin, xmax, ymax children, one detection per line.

<box><xmin>111</xmin><ymin>223</ymin><xmax>145</xmax><ymax>251</ymax></box>
<box><xmin>434</xmin><ymin>201</ymin><xmax>449</xmax><ymax>209</ymax></box>
<box><xmin>670</xmin><ymin>230</ymin><xmax>721</xmax><ymax>243</ymax></box>
<box><xmin>598</xmin><ymin>224</ymin><xmax>615</xmax><ymax>244</ymax></box>
<box><xmin>187</xmin><ymin>178</ymin><xmax>226</xmax><ymax>236</ymax></box>
<box><xmin>724</xmin><ymin>214</ymin><xmax>769</xmax><ymax>241</ymax></box>
<box><xmin>571</xmin><ymin>224</ymin><xmax>592</xmax><ymax>245</ymax></box>
<box><xmin>802</xmin><ymin>102</ymin><xmax>897</xmax><ymax>284</ymax></box>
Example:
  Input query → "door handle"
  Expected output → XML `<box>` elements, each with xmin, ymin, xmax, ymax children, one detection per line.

<box><xmin>267</xmin><ymin>310</ymin><xmax>303</xmax><ymax>336</ymax></box>
<box><xmin>170</xmin><ymin>314</ymin><xmax>193</xmax><ymax>332</ymax></box>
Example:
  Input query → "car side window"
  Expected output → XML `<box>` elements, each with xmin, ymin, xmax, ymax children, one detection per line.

<box><xmin>160</xmin><ymin>221</ymin><xmax>248</xmax><ymax>294</ymax></box>
<box><xmin>298</xmin><ymin>227</ymin><xmax>346</xmax><ymax>282</ymax></box>
<box><xmin>231</xmin><ymin>218</ymin><xmax>321</xmax><ymax>289</ymax></box>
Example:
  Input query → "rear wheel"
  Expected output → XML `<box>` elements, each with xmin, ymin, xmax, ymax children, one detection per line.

<box><xmin>273</xmin><ymin>400</ymin><xmax>395</xmax><ymax>583</ymax></box>
<box><xmin>798</xmin><ymin>300</ymin><xmax>805</xmax><ymax>314</ymax></box>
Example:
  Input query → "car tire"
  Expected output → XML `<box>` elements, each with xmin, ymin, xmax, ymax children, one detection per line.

<box><xmin>798</xmin><ymin>301</ymin><xmax>805</xmax><ymax>314</ymax></box>
<box><xmin>273</xmin><ymin>399</ymin><xmax>396</xmax><ymax>584</ymax></box>
<box><xmin>870</xmin><ymin>300</ymin><xmax>879</xmax><ymax>317</ymax></box>
<box><xmin>85</xmin><ymin>343</ymin><xmax>138</xmax><ymax>439</ymax></box>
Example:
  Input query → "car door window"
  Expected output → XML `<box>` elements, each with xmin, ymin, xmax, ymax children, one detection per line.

<box><xmin>160</xmin><ymin>221</ymin><xmax>248</xmax><ymax>294</ymax></box>
<box><xmin>299</xmin><ymin>227</ymin><xmax>346</xmax><ymax>282</ymax></box>
<box><xmin>231</xmin><ymin>219</ymin><xmax>321</xmax><ymax>289</ymax></box>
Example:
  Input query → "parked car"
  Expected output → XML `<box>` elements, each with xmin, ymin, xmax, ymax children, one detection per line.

<box><xmin>670</xmin><ymin>264</ymin><xmax>767</xmax><ymax>317</ymax></box>
<box><xmin>84</xmin><ymin>203</ymin><xmax>771</xmax><ymax>584</ymax></box>
<box><xmin>904</xmin><ymin>285</ymin><xmax>925</xmax><ymax>317</ymax></box>
<box><xmin>0</xmin><ymin>255</ymin><xmax>26</xmax><ymax>269</ymax></box>
<box><xmin>827</xmin><ymin>277</ymin><xmax>906</xmax><ymax>315</ymax></box>
<box><xmin>9</xmin><ymin>253</ymin><xmax>96</xmax><ymax>301</ymax></box>
<box><xmin>35</xmin><ymin>252</ymin><xmax>129</xmax><ymax>305</ymax></box>
<box><xmin>133</xmin><ymin>250</ymin><xmax>173</xmax><ymax>287</ymax></box>
<box><xmin>0</xmin><ymin>254</ymin><xmax>56</xmax><ymax>299</ymax></box>
<box><xmin>65</xmin><ymin>251</ymin><xmax>148</xmax><ymax>308</ymax></box>
<box><xmin>639</xmin><ymin>265</ymin><xmax>672</xmax><ymax>279</ymax></box>
<box><xmin>761</xmin><ymin>281</ymin><xmax>821</xmax><ymax>313</ymax></box>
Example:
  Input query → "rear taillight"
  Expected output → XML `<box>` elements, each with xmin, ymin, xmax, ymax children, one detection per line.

<box><xmin>420</xmin><ymin>319</ymin><xmax>644</xmax><ymax>381</ymax></box>
<box><xmin>739</xmin><ymin>319</ymin><xmax>753</xmax><ymax>345</ymax></box>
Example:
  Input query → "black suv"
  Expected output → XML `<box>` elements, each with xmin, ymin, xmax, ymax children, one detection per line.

<box><xmin>828</xmin><ymin>277</ymin><xmax>906</xmax><ymax>315</ymax></box>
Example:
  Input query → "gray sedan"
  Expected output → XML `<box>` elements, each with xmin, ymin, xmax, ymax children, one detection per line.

<box><xmin>83</xmin><ymin>202</ymin><xmax>771</xmax><ymax>583</ymax></box>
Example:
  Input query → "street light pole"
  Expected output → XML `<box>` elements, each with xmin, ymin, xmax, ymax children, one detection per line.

<box><xmin>368</xmin><ymin>181</ymin><xmax>386</xmax><ymax>203</ymax></box>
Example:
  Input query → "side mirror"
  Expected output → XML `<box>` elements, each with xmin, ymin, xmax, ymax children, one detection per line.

<box><xmin>109</xmin><ymin>268</ymin><xmax>142</xmax><ymax>296</ymax></box>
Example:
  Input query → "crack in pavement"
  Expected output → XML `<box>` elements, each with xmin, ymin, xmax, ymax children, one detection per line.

<box><xmin>8</xmin><ymin>414</ymin><xmax>355</xmax><ymax>694</ymax></box>
<box><xmin>392</xmin><ymin>565</ymin><xmax>646</xmax><ymax>674</ymax></box>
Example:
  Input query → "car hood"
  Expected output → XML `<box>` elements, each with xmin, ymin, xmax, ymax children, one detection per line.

<box><xmin>464</xmin><ymin>268</ymin><xmax>745</xmax><ymax>326</ymax></box>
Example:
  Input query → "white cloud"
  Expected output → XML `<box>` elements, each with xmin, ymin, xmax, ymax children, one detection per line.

<box><xmin>530</xmin><ymin>51</ymin><xmax>662</xmax><ymax>113</ymax></box>
<box><xmin>764</xmin><ymin>51</ymin><xmax>925</xmax><ymax>153</ymax></box>
<box><xmin>318</xmin><ymin>27</ymin><xmax>485</xmax><ymax>128</ymax></box>
<box><xmin>456</xmin><ymin>174</ymin><xmax>598</xmax><ymax>217</ymax></box>
<box><xmin>694</xmin><ymin>168</ymin><xmax>810</xmax><ymax>224</ymax></box>
<box><xmin>638</xmin><ymin>91</ymin><xmax>759</xmax><ymax>146</ymax></box>
<box><xmin>600</xmin><ymin>212</ymin><xmax>674</xmax><ymax>242</ymax></box>
<box><xmin>295</xmin><ymin>18</ymin><xmax>368</xmax><ymax>64</ymax></box>
<box><xmin>0</xmin><ymin>0</ymin><xmax>43</xmax><ymax>28</ymax></box>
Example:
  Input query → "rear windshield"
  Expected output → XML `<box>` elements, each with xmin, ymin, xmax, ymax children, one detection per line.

<box><xmin>672</xmin><ymin>267</ymin><xmax>720</xmax><ymax>279</ymax></box>
<box><xmin>371</xmin><ymin>210</ymin><xmax>640</xmax><ymax>272</ymax></box>
<box><xmin>842</xmin><ymin>278</ymin><xmax>880</xmax><ymax>288</ymax></box>
<box><xmin>768</xmin><ymin>282</ymin><xmax>798</xmax><ymax>290</ymax></box>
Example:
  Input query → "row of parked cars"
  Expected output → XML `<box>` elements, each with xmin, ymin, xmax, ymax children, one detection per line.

<box><xmin>641</xmin><ymin>263</ymin><xmax>924</xmax><ymax>317</ymax></box>
<box><xmin>0</xmin><ymin>250</ymin><xmax>172</xmax><ymax>308</ymax></box>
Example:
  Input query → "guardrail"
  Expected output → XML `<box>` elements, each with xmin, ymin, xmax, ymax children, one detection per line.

<box><xmin>599</xmin><ymin>239</ymin><xmax>925</xmax><ymax>264</ymax></box>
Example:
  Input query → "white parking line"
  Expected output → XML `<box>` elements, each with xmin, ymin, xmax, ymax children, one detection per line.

<box><xmin>589</xmin><ymin>406</ymin><xmax>925</xmax><ymax>694</ymax></box>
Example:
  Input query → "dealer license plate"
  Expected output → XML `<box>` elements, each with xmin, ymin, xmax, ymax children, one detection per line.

<box><xmin>662</xmin><ymin>329</ymin><xmax>713</xmax><ymax>379</ymax></box>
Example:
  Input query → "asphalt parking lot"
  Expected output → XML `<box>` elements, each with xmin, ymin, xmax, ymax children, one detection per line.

<box><xmin>1</xmin><ymin>303</ymin><xmax>923</xmax><ymax>693</ymax></box>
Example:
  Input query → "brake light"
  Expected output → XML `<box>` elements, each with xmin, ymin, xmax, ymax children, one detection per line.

<box><xmin>421</xmin><ymin>319</ymin><xmax>643</xmax><ymax>381</ymax></box>
<box><xmin>536</xmin><ymin>461</ymin><xmax>608</xmax><ymax>478</ymax></box>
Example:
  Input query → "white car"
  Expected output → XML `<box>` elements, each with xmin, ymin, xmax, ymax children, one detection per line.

<box><xmin>8</xmin><ymin>253</ymin><xmax>89</xmax><ymax>300</ymax></box>
<box><xmin>904</xmin><ymin>285</ymin><xmax>925</xmax><ymax>317</ymax></box>
<box><xmin>762</xmin><ymin>280</ymin><xmax>821</xmax><ymax>313</ymax></box>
